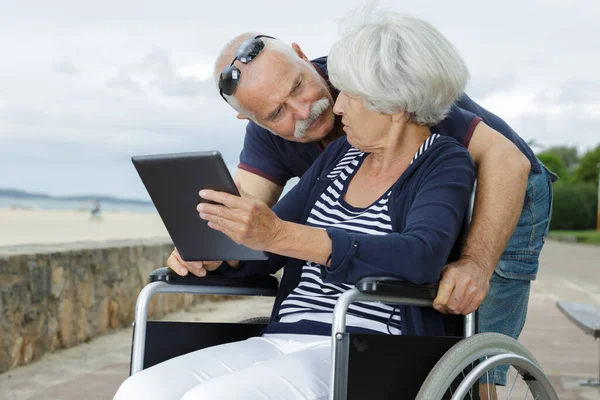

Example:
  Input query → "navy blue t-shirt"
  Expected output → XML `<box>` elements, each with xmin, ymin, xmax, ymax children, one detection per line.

<box><xmin>239</xmin><ymin>56</ymin><xmax>540</xmax><ymax>186</ymax></box>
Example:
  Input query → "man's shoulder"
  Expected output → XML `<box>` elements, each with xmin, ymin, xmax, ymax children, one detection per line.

<box><xmin>311</xmin><ymin>56</ymin><xmax>328</xmax><ymax>67</ymax></box>
<box><xmin>431</xmin><ymin>135</ymin><xmax>472</xmax><ymax>159</ymax></box>
<box><xmin>422</xmin><ymin>135</ymin><xmax>475</xmax><ymax>178</ymax></box>
<box><xmin>433</xmin><ymin>134</ymin><xmax>470</xmax><ymax>149</ymax></box>
<box><xmin>310</xmin><ymin>56</ymin><xmax>329</xmax><ymax>78</ymax></box>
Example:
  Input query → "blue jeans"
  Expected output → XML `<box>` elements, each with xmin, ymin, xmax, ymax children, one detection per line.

<box><xmin>478</xmin><ymin>161</ymin><xmax>557</xmax><ymax>385</ymax></box>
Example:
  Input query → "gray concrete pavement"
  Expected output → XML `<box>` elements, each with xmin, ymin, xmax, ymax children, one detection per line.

<box><xmin>0</xmin><ymin>239</ymin><xmax>599</xmax><ymax>399</ymax></box>
<box><xmin>518</xmin><ymin>240</ymin><xmax>600</xmax><ymax>399</ymax></box>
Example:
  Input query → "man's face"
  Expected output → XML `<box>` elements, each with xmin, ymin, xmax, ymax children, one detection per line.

<box><xmin>234</xmin><ymin>48</ymin><xmax>335</xmax><ymax>143</ymax></box>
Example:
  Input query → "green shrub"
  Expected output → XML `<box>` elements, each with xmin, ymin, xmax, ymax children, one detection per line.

<box><xmin>550</xmin><ymin>182</ymin><xmax>598</xmax><ymax>230</ymax></box>
<box><xmin>537</xmin><ymin>152</ymin><xmax>569</xmax><ymax>181</ymax></box>
<box><xmin>573</xmin><ymin>144</ymin><xmax>600</xmax><ymax>186</ymax></box>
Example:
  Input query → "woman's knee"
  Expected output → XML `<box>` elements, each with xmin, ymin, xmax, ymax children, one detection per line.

<box><xmin>114</xmin><ymin>374</ymin><xmax>152</xmax><ymax>400</ymax></box>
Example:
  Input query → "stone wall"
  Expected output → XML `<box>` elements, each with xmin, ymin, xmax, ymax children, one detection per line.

<box><xmin>0</xmin><ymin>239</ymin><xmax>213</xmax><ymax>373</ymax></box>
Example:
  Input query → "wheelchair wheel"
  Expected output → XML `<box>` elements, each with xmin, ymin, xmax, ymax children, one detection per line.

<box><xmin>416</xmin><ymin>333</ymin><xmax>559</xmax><ymax>400</ymax></box>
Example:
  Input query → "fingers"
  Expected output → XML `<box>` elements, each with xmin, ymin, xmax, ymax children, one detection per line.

<box><xmin>198</xmin><ymin>203</ymin><xmax>255</xmax><ymax>242</ymax></box>
<box><xmin>199</xmin><ymin>189</ymin><xmax>250</xmax><ymax>210</ymax></box>
<box><xmin>168</xmin><ymin>249</ymin><xmax>208</xmax><ymax>278</ymax></box>
<box><xmin>436</xmin><ymin>270</ymin><xmax>477</xmax><ymax>314</ymax></box>
<box><xmin>167</xmin><ymin>249</ymin><xmax>189</xmax><ymax>276</ymax></box>
<box><xmin>446</xmin><ymin>278</ymin><xmax>472</xmax><ymax>314</ymax></box>
<box><xmin>203</xmin><ymin>260</ymin><xmax>223</xmax><ymax>271</ymax></box>
<box><xmin>434</xmin><ymin>263</ymin><xmax>491</xmax><ymax>315</ymax></box>
<box><xmin>187</xmin><ymin>262</ymin><xmax>208</xmax><ymax>278</ymax></box>
<box><xmin>203</xmin><ymin>214</ymin><xmax>248</xmax><ymax>237</ymax></box>
<box><xmin>433</xmin><ymin>272</ymin><xmax>456</xmax><ymax>314</ymax></box>
<box><xmin>197</xmin><ymin>202</ymin><xmax>248</xmax><ymax>225</ymax></box>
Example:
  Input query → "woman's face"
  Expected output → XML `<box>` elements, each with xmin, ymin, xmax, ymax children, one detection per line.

<box><xmin>333</xmin><ymin>91</ymin><xmax>392</xmax><ymax>151</ymax></box>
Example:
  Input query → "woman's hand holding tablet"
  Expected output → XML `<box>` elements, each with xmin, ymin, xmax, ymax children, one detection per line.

<box><xmin>197</xmin><ymin>183</ymin><xmax>285</xmax><ymax>253</ymax></box>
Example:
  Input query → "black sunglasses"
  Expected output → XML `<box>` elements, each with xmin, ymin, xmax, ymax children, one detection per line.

<box><xmin>218</xmin><ymin>35</ymin><xmax>276</xmax><ymax>102</ymax></box>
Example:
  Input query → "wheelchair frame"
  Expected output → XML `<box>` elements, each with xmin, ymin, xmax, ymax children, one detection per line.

<box><xmin>127</xmin><ymin>180</ymin><xmax>558</xmax><ymax>399</ymax></box>
<box><xmin>128</xmin><ymin>268</ymin><xmax>557</xmax><ymax>400</ymax></box>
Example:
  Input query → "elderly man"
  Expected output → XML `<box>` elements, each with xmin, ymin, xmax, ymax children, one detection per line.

<box><xmin>172</xmin><ymin>33</ymin><xmax>556</xmax><ymax>388</ymax></box>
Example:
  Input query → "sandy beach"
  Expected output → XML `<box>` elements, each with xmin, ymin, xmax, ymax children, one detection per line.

<box><xmin>0</xmin><ymin>209</ymin><xmax>170</xmax><ymax>247</ymax></box>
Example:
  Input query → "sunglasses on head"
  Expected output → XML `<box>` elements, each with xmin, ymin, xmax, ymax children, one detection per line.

<box><xmin>218</xmin><ymin>35</ymin><xmax>276</xmax><ymax>103</ymax></box>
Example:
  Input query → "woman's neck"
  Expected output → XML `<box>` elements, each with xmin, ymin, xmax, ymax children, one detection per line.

<box><xmin>367</xmin><ymin>124</ymin><xmax>432</xmax><ymax>174</ymax></box>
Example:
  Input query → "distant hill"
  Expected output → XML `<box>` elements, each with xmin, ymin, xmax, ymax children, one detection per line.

<box><xmin>0</xmin><ymin>188</ymin><xmax>152</xmax><ymax>206</ymax></box>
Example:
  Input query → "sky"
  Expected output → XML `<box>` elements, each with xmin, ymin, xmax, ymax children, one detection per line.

<box><xmin>0</xmin><ymin>0</ymin><xmax>598</xmax><ymax>200</ymax></box>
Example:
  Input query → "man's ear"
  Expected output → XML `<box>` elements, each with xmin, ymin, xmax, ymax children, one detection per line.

<box><xmin>236</xmin><ymin>113</ymin><xmax>249</xmax><ymax>120</ymax></box>
<box><xmin>291</xmin><ymin>42</ymin><xmax>310</xmax><ymax>62</ymax></box>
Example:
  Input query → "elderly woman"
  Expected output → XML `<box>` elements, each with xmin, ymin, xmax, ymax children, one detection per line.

<box><xmin>115</xmin><ymin>10</ymin><xmax>475</xmax><ymax>400</ymax></box>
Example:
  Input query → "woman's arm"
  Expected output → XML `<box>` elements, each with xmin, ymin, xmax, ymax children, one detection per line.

<box><xmin>323</xmin><ymin>146</ymin><xmax>476</xmax><ymax>285</ymax></box>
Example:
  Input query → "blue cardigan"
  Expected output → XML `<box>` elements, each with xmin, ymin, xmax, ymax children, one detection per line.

<box><xmin>220</xmin><ymin>136</ymin><xmax>476</xmax><ymax>337</ymax></box>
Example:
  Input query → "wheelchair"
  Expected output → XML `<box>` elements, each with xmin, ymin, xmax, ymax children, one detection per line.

<box><xmin>128</xmin><ymin>187</ymin><xmax>559</xmax><ymax>399</ymax></box>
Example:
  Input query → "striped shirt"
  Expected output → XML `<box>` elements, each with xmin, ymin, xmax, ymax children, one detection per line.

<box><xmin>278</xmin><ymin>134</ymin><xmax>441</xmax><ymax>335</ymax></box>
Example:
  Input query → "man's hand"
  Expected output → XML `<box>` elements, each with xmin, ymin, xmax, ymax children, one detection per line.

<box><xmin>166</xmin><ymin>248</ymin><xmax>225</xmax><ymax>277</ymax></box>
<box><xmin>433</xmin><ymin>258</ymin><xmax>492</xmax><ymax>315</ymax></box>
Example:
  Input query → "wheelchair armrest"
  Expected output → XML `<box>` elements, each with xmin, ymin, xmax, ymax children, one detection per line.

<box><xmin>355</xmin><ymin>276</ymin><xmax>438</xmax><ymax>301</ymax></box>
<box><xmin>149</xmin><ymin>267</ymin><xmax>279</xmax><ymax>292</ymax></box>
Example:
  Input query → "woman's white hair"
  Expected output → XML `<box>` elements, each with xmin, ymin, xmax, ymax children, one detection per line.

<box><xmin>328</xmin><ymin>7</ymin><xmax>469</xmax><ymax>126</ymax></box>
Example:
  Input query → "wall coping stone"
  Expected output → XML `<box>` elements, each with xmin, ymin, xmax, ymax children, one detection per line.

<box><xmin>0</xmin><ymin>237</ymin><xmax>173</xmax><ymax>257</ymax></box>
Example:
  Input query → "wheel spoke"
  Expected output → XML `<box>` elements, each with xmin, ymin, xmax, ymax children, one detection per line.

<box><xmin>508</xmin><ymin>368</ymin><xmax>519</xmax><ymax>398</ymax></box>
<box><xmin>469</xmin><ymin>361</ymin><xmax>474</xmax><ymax>399</ymax></box>
<box><xmin>523</xmin><ymin>386</ymin><xmax>530</xmax><ymax>400</ymax></box>
<box><xmin>486</xmin><ymin>366</ymin><xmax>492</xmax><ymax>400</ymax></box>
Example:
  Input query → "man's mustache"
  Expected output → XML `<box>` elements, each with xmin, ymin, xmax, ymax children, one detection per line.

<box><xmin>294</xmin><ymin>98</ymin><xmax>331</xmax><ymax>139</ymax></box>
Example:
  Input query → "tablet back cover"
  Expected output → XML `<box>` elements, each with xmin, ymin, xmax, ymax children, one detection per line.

<box><xmin>133</xmin><ymin>151</ymin><xmax>269</xmax><ymax>262</ymax></box>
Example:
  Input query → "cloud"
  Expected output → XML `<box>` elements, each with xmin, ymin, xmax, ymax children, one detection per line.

<box><xmin>508</xmin><ymin>106</ymin><xmax>599</xmax><ymax>152</ymax></box>
<box><xmin>105</xmin><ymin>50</ymin><xmax>214</xmax><ymax>98</ymax></box>
<box><xmin>467</xmin><ymin>75</ymin><xmax>516</xmax><ymax>100</ymax></box>
<box><xmin>535</xmin><ymin>81</ymin><xmax>600</xmax><ymax>107</ymax></box>
<box><xmin>105</xmin><ymin>72</ymin><xmax>143</xmax><ymax>93</ymax></box>
<box><xmin>54</xmin><ymin>61</ymin><xmax>79</xmax><ymax>75</ymax></box>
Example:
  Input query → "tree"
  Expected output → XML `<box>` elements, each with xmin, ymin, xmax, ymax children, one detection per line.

<box><xmin>527</xmin><ymin>138</ymin><xmax>544</xmax><ymax>152</ymax></box>
<box><xmin>537</xmin><ymin>151</ymin><xmax>569</xmax><ymax>181</ymax></box>
<box><xmin>550</xmin><ymin>183</ymin><xmax>598</xmax><ymax>230</ymax></box>
<box><xmin>544</xmin><ymin>146</ymin><xmax>579</xmax><ymax>172</ymax></box>
<box><xmin>573</xmin><ymin>144</ymin><xmax>600</xmax><ymax>186</ymax></box>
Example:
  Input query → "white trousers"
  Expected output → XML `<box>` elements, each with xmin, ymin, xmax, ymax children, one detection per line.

<box><xmin>114</xmin><ymin>334</ymin><xmax>331</xmax><ymax>400</ymax></box>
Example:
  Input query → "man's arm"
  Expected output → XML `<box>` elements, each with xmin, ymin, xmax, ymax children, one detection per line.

<box><xmin>234</xmin><ymin>168</ymin><xmax>284</xmax><ymax>208</ymax></box>
<box><xmin>433</xmin><ymin>122</ymin><xmax>531</xmax><ymax>314</ymax></box>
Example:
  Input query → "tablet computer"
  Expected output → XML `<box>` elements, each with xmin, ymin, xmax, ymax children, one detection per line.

<box><xmin>132</xmin><ymin>151</ymin><xmax>269</xmax><ymax>262</ymax></box>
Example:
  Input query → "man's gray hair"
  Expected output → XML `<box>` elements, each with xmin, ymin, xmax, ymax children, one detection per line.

<box><xmin>328</xmin><ymin>8</ymin><xmax>469</xmax><ymax>126</ymax></box>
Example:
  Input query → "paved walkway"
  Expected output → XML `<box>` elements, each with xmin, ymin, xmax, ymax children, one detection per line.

<box><xmin>0</xmin><ymin>239</ymin><xmax>599</xmax><ymax>399</ymax></box>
